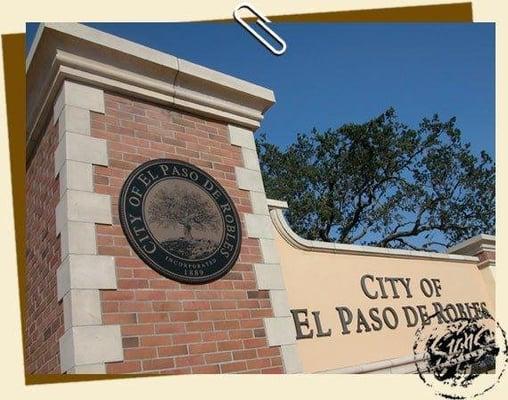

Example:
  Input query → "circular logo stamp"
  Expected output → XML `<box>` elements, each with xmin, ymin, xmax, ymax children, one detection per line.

<box><xmin>119</xmin><ymin>159</ymin><xmax>242</xmax><ymax>284</ymax></box>
<box><xmin>413</xmin><ymin>307</ymin><xmax>507</xmax><ymax>399</ymax></box>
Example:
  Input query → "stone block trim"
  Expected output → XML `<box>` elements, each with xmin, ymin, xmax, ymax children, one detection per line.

<box><xmin>59</xmin><ymin>325</ymin><xmax>123</xmax><ymax>373</ymax></box>
<box><xmin>53</xmin><ymin>81</ymin><xmax>105</xmax><ymax>122</ymax></box>
<box><xmin>280</xmin><ymin>344</ymin><xmax>303</xmax><ymax>374</ymax></box>
<box><xmin>59</xmin><ymin>221</ymin><xmax>96</xmax><ymax>260</ymax></box>
<box><xmin>56</xmin><ymin>255</ymin><xmax>117</xmax><ymax>300</ymax></box>
<box><xmin>244</xmin><ymin>214</ymin><xmax>274</xmax><ymax>240</ymax></box>
<box><xmin>268</xmin><ymin>290</ymin><xmax>291</xmax><ymax>317</ymax></box>
<box><xmin>250</xmin><ymin>191</ymin><xmax>269</xmax><ymax>216</ymax></box>
<box><xmin>229</xmin><ymin>125</ymin><xmax>256</xmax><ymax>149</ymax></box>
<box><xmin>55</xmin><ymin>190</ymin><xmax>112</xmax><ymax>234</ymax></box>
<box><xmin>241</xmin><ymin>148</ymin><xmax>260</xmax><ymax>171</ymax></box>
<box><xmin>54</xmin><ymin>132</ymin><xmax>108</xmax><ymax>175</ymax></box>
<box><xmin>63</xmin><ymin>290</ymin><xmax>102</xmax><ymax>330</ymax></box>
<box><xmin>69</xmin><ymin>363</ymin><xmax>107</xmax><ymax>374</ymax></box>
<box><xmin>231</xmin><ymin>124</ymin><xmax>303</xmax><ymax>374</ymax></box>
<box><xmin>235</xmin><ymin>167</ymin><xmax>265</xmax><ymax>192</ymax></box>
<box><xmin>58</xmin><ymin>160</ymin><xmax>94</xmax><ymax>194</ymax></box>
<box><xmin>253</xmin><ymin>264</ymin><xmax>285</xmax><ymax>290</ymax></box>
<box><xmin>57</xmin><ymin>105</ymin><xmax>91</xmax><ymax>139</ymax></box>
<box><xmin>258</xmin><ymin>238</ymin><xmax>280</xmax><ymax>264</ymax></box>
<box><xmin>54</xmin><ymin>81</ymin><xmax>123</xmax><ymax>373</ymax></box>
<box><xmin>264</xmin><ymin>317</ymin><xmax>296</xmax><ymax>346</ymax></box>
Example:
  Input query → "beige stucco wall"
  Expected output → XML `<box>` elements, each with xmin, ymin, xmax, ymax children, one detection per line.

<box><xmin>478</xmin><ymin>265</ymin><xmax>495</xmax><ymax>309</ymax></box>
<box><xmin>274</xmin><ymin>228</ymin><xmax>493</xmax><ymax>373</ymax></box>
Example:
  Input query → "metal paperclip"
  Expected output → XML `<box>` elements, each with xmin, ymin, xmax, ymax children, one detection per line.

<box><xmin>233</xmin><ymin>2</ymin><xmax>287</xmax><ymax>56</ymax></box>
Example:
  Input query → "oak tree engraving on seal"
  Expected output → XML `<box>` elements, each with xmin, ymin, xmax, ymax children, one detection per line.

<box><xmin>146</xmin><ymin>182</ymin><xmax>222</xmax><ymax>260</ymax></box>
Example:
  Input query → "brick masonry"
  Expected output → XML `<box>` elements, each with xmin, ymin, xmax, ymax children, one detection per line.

<box><xmin>477</xmin><ymin>251</ymin><xmax>495</xmax><ymax>263</ymax></box>
<box><xmin>25</xmin><ymin>115</ymin><xmax>64</xmax><ymax>374</ymax></box>
<box><xmin>91</xmin><ymin>92</ymin><xmax>284</xmax><ymax>374</ymax></box>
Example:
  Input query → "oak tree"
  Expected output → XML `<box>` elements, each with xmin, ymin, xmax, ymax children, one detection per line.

<box><xmin>257</xmin><ymin>108</ymin><xmax>495</xmax><ymax>251</ymax></box>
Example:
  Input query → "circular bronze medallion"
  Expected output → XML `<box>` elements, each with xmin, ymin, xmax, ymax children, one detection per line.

<box><xmin>119</xmin><ymin>159</ymin><xmax>242</xmax><ymax>284</ymax></box>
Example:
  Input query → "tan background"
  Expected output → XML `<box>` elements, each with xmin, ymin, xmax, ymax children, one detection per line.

<box><xmin>0</xmin><ymin>0</ymin><xmax>506</xmax><ymax>399</ymax></box>
<box><xmin>276</xmin><ymin>229</ymin><xmax>493</xmax><ymax>372</ymax></box>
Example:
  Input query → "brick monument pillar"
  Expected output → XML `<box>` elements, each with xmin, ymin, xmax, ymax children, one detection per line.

<box><xmin>448</xmin><ymin>234</ymin><xmax>496</xmax><ymax>311</ymax></box>
<box><xmin>26</xmin><ymin>23</ymin><xmax>302</xmax><ymax>375</ymax></box>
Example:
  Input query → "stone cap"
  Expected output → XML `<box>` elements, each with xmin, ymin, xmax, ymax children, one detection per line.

<box><xmin>448</xmin><ymin>234</ymin><xmax>496</xmax><ymax>258</ymax></box>
<box><xmin>26</xmin><ymin>23</ymin><xmax>276</xmax><ymax>159</ymax></box>
<box><xmin>266</xmin><ymin>198</ymin><xmax>479</xmax><ymax>263</ymax></box>
<box><xmin>267</xmin><ymin>198</ymin><xmax>289</xmax><ymax>210</ymax></box>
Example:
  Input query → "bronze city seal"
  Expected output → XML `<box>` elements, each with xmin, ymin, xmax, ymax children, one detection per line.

<box><xmin>119</xmin><ymin>159</ymin><xmax>242</xmax><ymax>284</ymax></box>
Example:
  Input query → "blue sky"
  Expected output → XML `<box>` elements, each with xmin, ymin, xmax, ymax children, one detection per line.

<box><xmin>26</xmin><ymin>22</ymin><xmax>495</xmax><ymax>158</ymax></box>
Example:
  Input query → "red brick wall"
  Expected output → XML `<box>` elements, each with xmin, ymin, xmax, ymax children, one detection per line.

<box><xmin>91</xmin><ymin>92</ymin><xmax>283</xmax><ymax>374</ymax></box>
<box><xmin>25</xmin><ymin>117</ymin><xmax>63</xmax><ymax>374</ymax></box>
<box><xmin>478</xmin><ymin>250</ymin><xmax>495</xmax><ymax>263</ymax></box>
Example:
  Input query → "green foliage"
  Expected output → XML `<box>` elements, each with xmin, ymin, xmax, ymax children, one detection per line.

<box><xmin>257</xmin><ymin>108</ymin><xmax>495</xmax><ymax>251</ymax></box>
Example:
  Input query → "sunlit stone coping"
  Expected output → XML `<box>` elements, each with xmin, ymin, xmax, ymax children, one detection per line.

<box><xmin>27</xmin><ymin>23</ymin><xmax>276</xmax><ymax>160</ymax></box>
<box><xmin>267</xmin><ymin>199</ymin><xmax>478</xmax><ymax>263</ymax></box>
<box><xmin>318</xmin><ymin>353</ymin><xmax>429</xmax><ymax>374</ymax></box>
<box><xmin>447</xmin><ymin>234</ymin><xmax>495</xmax><ymax>256</ymax></box>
